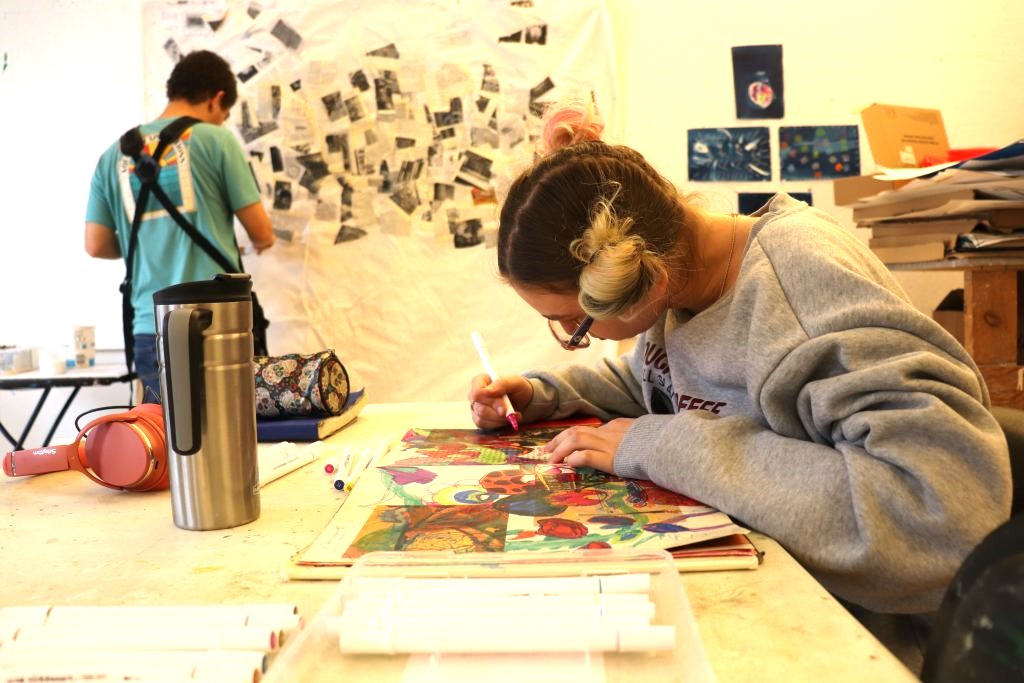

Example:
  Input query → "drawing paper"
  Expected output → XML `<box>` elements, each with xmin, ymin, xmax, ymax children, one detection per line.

<box><xmin>294</xmin><ymin>426</ymin><xmax>746</xmax><ymax>566</ymax></box>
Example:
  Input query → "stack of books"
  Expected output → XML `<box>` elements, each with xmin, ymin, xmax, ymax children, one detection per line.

<box><xmin>844</xmin><ymin>141</ymin><xmax>1024</xmax><ymax>264</ymax></box>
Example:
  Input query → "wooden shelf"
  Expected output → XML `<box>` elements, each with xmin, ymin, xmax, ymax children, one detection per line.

<box><xmin>890</xmin><ymin>260</ymin><xmax>1023</xmax><ymax>409</ymax></box>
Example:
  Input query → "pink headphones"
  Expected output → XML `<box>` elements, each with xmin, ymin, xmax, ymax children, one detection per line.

<box><xmin>2</xmin><ymin>404</ymin><xmax>169</xmax><ymax>492</ymax></box>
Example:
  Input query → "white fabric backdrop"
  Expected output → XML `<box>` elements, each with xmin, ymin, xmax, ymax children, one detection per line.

<box><xmin>139</xmin><ymin>0</ymin><xmax>620</xmax><ymax>402</ymax></box>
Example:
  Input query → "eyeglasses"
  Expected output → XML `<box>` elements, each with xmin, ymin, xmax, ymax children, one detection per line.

<box><xmin>548</xmin><ymin>316</ymin><xmax>594</xmax><ymax>350</ymax></box>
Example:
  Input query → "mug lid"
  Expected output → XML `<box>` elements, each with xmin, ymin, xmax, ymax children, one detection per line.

<box><xmin>153</xmin><ymin>273</ymin><xmax>253</xmax><ymax>305</ymax></box>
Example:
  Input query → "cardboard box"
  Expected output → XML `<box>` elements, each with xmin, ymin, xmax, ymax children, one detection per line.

<box><xmin>860</xmin><ymin>103</ymin><xmax>949</xmax><ymax>168</ymax></box>
<box><xmin>833</xmin><ymin>174</ymin><xmax>903</xmax><ymax>206</ymax></box>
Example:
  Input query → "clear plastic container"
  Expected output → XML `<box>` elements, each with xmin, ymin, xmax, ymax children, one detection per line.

<box><xmin>265</xmin><ymin>548</ymin><xmax>715</xmax><ymax>683</ymax></box>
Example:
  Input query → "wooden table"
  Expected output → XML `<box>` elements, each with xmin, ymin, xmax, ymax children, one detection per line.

<box><xmin>0</xmin><ymin>402</ymin><xmax>915</xmax><ymax>682</ymax></box>
<box><xmin>890</xmin><ymin>256</ymin><xmax>1023</xmax><ymax>409</ymax></box>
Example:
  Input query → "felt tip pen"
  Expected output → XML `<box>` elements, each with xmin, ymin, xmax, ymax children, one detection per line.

<box><xmin>470</xmin><ymin>330</ymin><xmax>519</xmax><ymax>432</ymax></box>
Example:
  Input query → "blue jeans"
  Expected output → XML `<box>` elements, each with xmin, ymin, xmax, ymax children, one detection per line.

<box><xmin>133</xmin><ymin>334</ymin><xmax>161</xmax><ymax>404</ymax></box>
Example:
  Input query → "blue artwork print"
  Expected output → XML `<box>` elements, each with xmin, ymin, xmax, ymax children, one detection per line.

<box><xmin>688</xmin><ymin>127</ymin><xmax>771</xmax><ymax>182</ymax></box>
<box><xmin>779</xmin><ymin>126</ymin><xmax>860</xmax><ymax>180</ymax></box>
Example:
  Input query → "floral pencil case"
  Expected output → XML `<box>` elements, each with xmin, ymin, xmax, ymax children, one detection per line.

<box><xmin>254</xmin><ymin>349</ymin><xmax>350</xmax><ymax>418</ymax></box>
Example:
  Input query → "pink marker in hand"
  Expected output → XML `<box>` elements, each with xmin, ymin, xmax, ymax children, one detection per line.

<box><xmin>470</xmin><ymin>330</ymin><xmax>519</xmax><ymax>432</ymax></box>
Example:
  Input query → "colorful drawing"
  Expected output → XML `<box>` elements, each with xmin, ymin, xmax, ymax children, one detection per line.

<box><xmin>779</xmin><ymin>125</ymin><xmax>861</xmax><ymax>180</ymax></box>
<box><xmin>297</xmin><ymin>424</ymin><xmax>746</xmax><ymax>566</ymax></box>
<box><xmin>394</xmin><ymin>426</ymin><xmax>569</xmax><ymax>465</ymax></box>
<box><xmin>688</xmin><ymin>127</ymin><xmax>771</xmax><ymax>182</ymax></box>
<box><xmin>345</xmin><ymin>505</ymin><xmax>508</xmax><ymax>558</ymax></box>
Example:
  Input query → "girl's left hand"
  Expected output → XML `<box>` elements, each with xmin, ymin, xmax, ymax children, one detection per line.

<box><xmin>542</xmin><ymin>418</ymin><xmax>635</xmax><ymax>474</ymax></box>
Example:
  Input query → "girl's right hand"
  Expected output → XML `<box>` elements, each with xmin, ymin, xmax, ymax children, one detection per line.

<box><xmin>467</xmin><ymin>374</ymin><xmax>533</xmax><ymax>429</ymax></box>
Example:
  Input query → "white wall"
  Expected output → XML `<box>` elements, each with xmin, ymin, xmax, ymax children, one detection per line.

<box><xmin>3</xmin><ymin>0</ymin><xmax>1022</xmax><ymax>447</ymax></box>
<box><xmin>606</xmin><ymin>0</ymin><xmax>1024</xmax><ymax>314</ymax></box>
<box><xmin>0</xmin><ymin>0</ymin><xmax>145</xmax><ymax>445</ymax></box>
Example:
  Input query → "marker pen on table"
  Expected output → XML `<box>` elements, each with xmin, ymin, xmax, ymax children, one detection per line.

<box><xmin>470</xmin><ymin>330</ymin><xmax>519</xmax><ymax>432</ymax></box>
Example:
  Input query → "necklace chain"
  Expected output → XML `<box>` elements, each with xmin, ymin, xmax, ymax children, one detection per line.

<box><xmin>718</xmin><ymin>213</ymin><xmax>738</xmax><ymax>299</ymax></box>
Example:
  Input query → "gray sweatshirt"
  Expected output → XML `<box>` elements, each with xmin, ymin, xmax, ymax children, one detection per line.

<box><xmin>521</xmin><ymin>193</ymin><xmax>1011</xmax><ymax>614</ymax></box>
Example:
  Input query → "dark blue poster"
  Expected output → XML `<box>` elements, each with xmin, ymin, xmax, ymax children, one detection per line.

<box><xmin>779</xmin><ymin>126</ymin><xmax>860</xmax><ymax>180</ymax></box>
<box><xmin>737</xmin><ymin>191</ymin><xmax>812</xmax><ymax>215</ymax></box>
<box><xmin>731</xmin><ymin>45</ymin><xmax>784</xmax><ymax>119</ymax></box>
<box><xmin>688</xmin><ymin>127</ymin><xmax>771</xmax><ymax>182</ymax></box>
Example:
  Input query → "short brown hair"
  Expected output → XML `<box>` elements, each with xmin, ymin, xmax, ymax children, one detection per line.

<box><xmin>165</xmin><ymin>50</ymin><xmax>238</xmax><ymax>109</ymax></box>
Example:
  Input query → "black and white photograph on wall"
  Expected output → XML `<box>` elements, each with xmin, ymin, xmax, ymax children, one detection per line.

<box><xmin>269</xmin><ymin>146</ymin><xmax>284</xmax><ymax>172</ymax></box>
<box><xmin>374</xmin><ymin>74</ymin><xmax>396</xmax><ymax>112</ymax></box>
<box><xmin>530</xmin><ymin>76</ymin><xmax>555</xmax><ymax>104</ymax></box>
<box><xmin>164</xmin><ymin>37</ymin><xmax>181</xmax><ymax>62</ymax></box>
<box><xmin>334</xmin><ymin>225</ymin><xmax>367</xmax><ymax>244</ymax></box>
<box><xmin>433</xmin><ymin>97</ymin><xmax>464</xmax><ymax>128</ymax></box>
<box><xmin>481</xmin><ymin>64</ymin><xmax>499</xmax><ymax>93</ymax></box>
<box><xmin>731</xmin><ymin>45</ymin><xmax>785</xmax><ymax>119</ymax></box>
<box><xmin>448</xmin><ymin>210</ymin><xmax>483</xmax><ymax>248</ymax></box>
<box><xmin>270</xmin><ymin>19</ymin><xmax>302</xmax><ymax>50</ymax></box>
<box><xmin>273</xmin><ymin>180</ymin><xmax>292</xmax><ymax>210</ymax></box>
<box><xmin>688</xmin><ymin>127</ymin><xmax>771</xmax><ymax>182</ymax></box>
<box><xmin>350</xmin><ymin>69</ymin><xmax>370</xmax><ymax>92</ymax></box>
<box><xmin>297</xmin><ymin>152</ymin><xmax>331</xmax><ymax>192</ymax></box>
<box><xmin>433</xmin><ymin>183</ymin><xmax>456</xmax><ymax>211</ymax></box>
<box><xmin>456</xmin><ymin>150</ymin><xmax>494</xmax><ymax>190</ymax></box>
<box><xmin>366</xmin><ymin>42</ymin><xmax>399</xmax><ymax>58</ymax></box>
<box><xmin>524</xmin><ymin>24</ymin><xmax>548</xmax><ymax>45</ymax></box>
<box><xmin>321</xmin><ymin>91</ymin><xmax>347</xmax><ymax>121</ymax></box>
<box><xmin>471</xmin><ymin>125</ymin><xmax>499</xmax><ymax>148</ymax></box>
<box><xmin>270</xmin><ymin>84</ymin><xmax>282</xmax><ymax>118</ymax></box>
<box><xmin>389</xmin><ymin>183</ymin><xmax>420</xmax><ymax>215</ymax></box>
<box><xmin>344</xmin><ymin>94</ymin><xmax>366</xmax><ymax>122</ymax></box>
<box><xmin>396</xmin><ymin>159</ymin><xmax>424</xmax><ymax>184</ymax></box>
<box><xmin>238</xmin><ymin>101</ymin><xmax>279</xmax><ymax>144</ymax></box>
<box><xmin>325</xmin><ymin>133</ymin><xmax>351</xmax><ymax>172</ymax></box>
<box><xmin>376</xmin><ymin>160</ymin><xmax>392</xmax><ymax>193</ymax></box>
<box><xmin>237</xmin><ymin>63</ymin><xmax>259</xmax><ymax>83</ymax></box>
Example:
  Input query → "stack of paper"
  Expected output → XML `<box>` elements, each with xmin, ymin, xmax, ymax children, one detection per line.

<box><xmin>844</xmin><ymin>141</ymin><xmax>1024</xmax><ymax>264</ymax></box>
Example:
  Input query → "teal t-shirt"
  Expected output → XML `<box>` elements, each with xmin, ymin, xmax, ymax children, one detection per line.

<box><xmin>85</xmin><ymin>118</ymin><xmax>261</xmax><ymax>335</ymax></box>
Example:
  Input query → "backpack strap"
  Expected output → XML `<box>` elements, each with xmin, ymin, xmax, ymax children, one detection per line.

<box><xmin>117</xmin><ymin>116</ymin><xmax>207</xmax><ymax>382</ymax></box>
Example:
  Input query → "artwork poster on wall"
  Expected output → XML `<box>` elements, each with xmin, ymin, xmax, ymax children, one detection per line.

<box><xmin>687</xmin><ymin>127</ymin><xmax>772</xmax><ymax>182</ymax></box>
<box><xmin>731</xmin><ymin>44</ymin><xmax>784</xmax><ymax>119</ymax></box>
<box><xmin>779</xmin><ymin>125</ymin><xmax>861</xmax><ymax>180</ymax></box>
<box><xmin>738</xmin><ymin>191</ymin><xmax>812</xmax><ymax>215</ymax></box>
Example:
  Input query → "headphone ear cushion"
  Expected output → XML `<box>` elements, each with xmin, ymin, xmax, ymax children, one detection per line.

<box><xmin>84</xmin><ymin>420</ymin><xmax>160</xmax><ymax>490</ymax></box>
<box><xmin>127</xmin><ymin>404</ymin><xmax>169</xmax><ymax>491</ymax></box>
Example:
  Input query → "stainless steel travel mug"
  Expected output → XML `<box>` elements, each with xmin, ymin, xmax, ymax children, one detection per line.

<box><xmin>154</xmin><ymin>273</ymin><xmax>260</xmax><ymax>531</ymax></box>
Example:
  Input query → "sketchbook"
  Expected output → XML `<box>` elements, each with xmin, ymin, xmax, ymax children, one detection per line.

<box><xmin>289</xmin><ymin>423</ymin><xmax>760</xmax><ymax>577</ymax></box>
<box><xmin>256</xmin><ymin>388</ymin><xmax>367</xmax><ymax>443</ymax></box>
